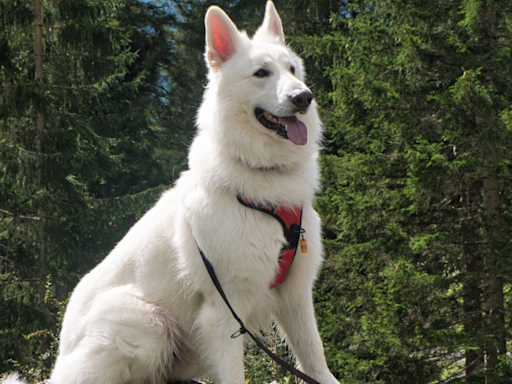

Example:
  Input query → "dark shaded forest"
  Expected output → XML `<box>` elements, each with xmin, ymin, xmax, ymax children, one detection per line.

<box><xmin>1</xmin><ymin>0</ymin><xmax>512</xmax><ymax>383</ymax></box>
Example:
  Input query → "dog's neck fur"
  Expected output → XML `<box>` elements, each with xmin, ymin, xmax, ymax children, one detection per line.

<box><xmin>235</xmin><ymin>155</ymin><xmax>286</xmax><ymax>171</ymax></box>
<box><xmin>187</xmin><ymin>127</ymin><xmax>319</xmax><ymax>207</ymax></box>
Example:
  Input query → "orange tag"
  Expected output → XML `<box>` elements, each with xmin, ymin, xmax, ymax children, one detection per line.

<box><xmin>300</xmin><ymin>238</ymin><xmax>307</xmax><ymax>253</ymax></box>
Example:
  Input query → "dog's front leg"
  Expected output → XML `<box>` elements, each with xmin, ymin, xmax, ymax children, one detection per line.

<box><xmin>196</xmin><ymin>295</ymin><xmax>246</xmax><ymax>384</ymax></box>
<box><xmin>274</xmin><ymin>287</ymin><xmax>340</xmax><ymax>384</ymax></box>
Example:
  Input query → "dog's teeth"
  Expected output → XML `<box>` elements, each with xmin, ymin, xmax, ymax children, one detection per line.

<box><xmin>285</xmin><ymin>125</ymin><xmax>288</xmax><ymax>131</ymax></box>
<box><xmin>264</xmin><ymin>111</ymin><xmax>280</xmax><ymax>124</ymax></box>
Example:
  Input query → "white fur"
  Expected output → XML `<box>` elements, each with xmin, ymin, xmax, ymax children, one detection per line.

<box><xmin>2</xmin><ymin>2</ymin><xmax>340</xmax><ymax>384</ymax></box>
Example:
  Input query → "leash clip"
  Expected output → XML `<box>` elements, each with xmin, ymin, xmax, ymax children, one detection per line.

<box><xmin>231</xmin><ymin>327</ymin><xmax>247</xmax><ymax>339</ymax></box>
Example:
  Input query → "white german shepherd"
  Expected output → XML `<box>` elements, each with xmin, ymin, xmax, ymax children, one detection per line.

<box><xmin>3</xmin><ymin>2</ymin><xmax>339</xmax><ymax>384</ymax></box>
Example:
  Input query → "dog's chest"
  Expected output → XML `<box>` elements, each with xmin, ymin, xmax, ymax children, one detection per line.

<box><xmin>188</xmin><ymin>191</ymin><xmax>291</xmax><ymax>287</ymax></box>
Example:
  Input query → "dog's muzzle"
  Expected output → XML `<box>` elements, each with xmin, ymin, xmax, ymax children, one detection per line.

<box><xmin>255</xmin><ymin>89</ymin><xmax>312</xmax><ymax>146</ymax></box>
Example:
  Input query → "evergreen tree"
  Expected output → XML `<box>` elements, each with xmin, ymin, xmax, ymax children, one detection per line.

<box><xmin>0</xmin><ymin>0</ymin><xmax>197</xmax><ymax>374</ymax></box>
<box><xmin>305</xmin><ymin>0</ymin><xmax>512</xmax><ymax>383</ymax></box>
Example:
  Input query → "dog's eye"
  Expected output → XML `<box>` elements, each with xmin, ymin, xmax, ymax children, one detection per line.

<box><xmin>290</xmin><ymin>66</ymin><xmax>295</xmax><ymax>75</ymax></box>
<box><xmin>253</xmin><ymin>69</ymin><xmax>270</xmax><ymax>78</ymax></box>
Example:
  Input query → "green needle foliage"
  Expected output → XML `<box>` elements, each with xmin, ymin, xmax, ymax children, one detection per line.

<box><xmin>0</xmin><ymin>0</ymin><xmax>201</xmax><ymax>373</ymax></box>
<box><xmin>2</xmin><ymin>1</ymin><xmax>512</xmax><ymax>383</ymax></box>
<box><xmin>306</xmin><ymin>0</ymin><xmax>512</xmax><ymax>383</ymax></box>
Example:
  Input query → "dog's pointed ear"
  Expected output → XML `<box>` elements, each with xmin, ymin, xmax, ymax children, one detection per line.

<box><xmin>253</xmin><ymin>1</ymin><xmax>285</xmax><ymax>44</ymax></box>
<box><xmin>205</xmin><ymin>6</ymin><xmax>240</xmax><ymax>69</ymax></box>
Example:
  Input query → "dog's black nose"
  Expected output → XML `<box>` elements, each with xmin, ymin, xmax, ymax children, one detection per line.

<box><xmin>290</xmin><ymin>89</ymin><xmax>313</xmax><ymax>110</ymax></box>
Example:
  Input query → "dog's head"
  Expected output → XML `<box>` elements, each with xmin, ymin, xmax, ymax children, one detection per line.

<box><xmin>197</xmin><ymin>1</ymin><xmax>320</xmax><ymax>170</ymax></box>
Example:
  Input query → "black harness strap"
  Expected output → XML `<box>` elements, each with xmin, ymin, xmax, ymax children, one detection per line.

<box><xmin>198</xmin><ymin>247</ymin><xmax>321</xmax><ymax>384</ymax></box>
<box><xmin>236</xmin><ymin>194</ymin><xmax>302</xmax><ymax>250</ymax></box>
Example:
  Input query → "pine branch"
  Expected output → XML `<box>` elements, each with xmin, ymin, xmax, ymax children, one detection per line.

<box><xmin>1</xmin><ymin>145</ymin><xmax>61</xmax><ymax>158</ymax></box>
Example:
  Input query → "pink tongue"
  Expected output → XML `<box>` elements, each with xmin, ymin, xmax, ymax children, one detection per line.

<box><xmin>278</xmin><ymin>116</ymin><xmax>307</xmax><ymax>146</ymax></box>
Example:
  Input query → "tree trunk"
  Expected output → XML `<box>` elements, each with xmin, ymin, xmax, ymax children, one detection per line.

<box><xmin>463</xmin><ymin>254</ymin><xmax>484</xmax><ymax>379</ymax></box>
<box><xmin>482</xmin><ymin>177</ymin><xmax>505</xmax><ymax>375</ymax></box>
<box><xmin>34</xmin><ymin>0</ymin><xmax>49</xmax><ymax>356</ymax></box>
<box><xmin>481</xmin><ymin>6</ymin><xmax>507</xmax><ymax>379</ymax></box>
<box><xmin>461</xmin><ymin>182</ymin><xmax>484</xmax><ymax>381</ymax></box>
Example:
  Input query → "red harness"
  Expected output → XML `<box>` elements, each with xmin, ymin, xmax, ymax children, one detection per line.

<box><xmin>196</xmin><ymin>198</ymin><xmax>318</xmax><ymax>384</ymax></box>
<box><xmin>237</xmin><ymin>195</ymin><xmax>304</xmax><ymax>288</ymax></box>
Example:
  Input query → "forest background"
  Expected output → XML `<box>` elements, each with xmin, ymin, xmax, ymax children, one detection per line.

<box><xmin>1</xmin><ymin>0</ymin><xmax>512</xmax><ymax>383</ymax></box>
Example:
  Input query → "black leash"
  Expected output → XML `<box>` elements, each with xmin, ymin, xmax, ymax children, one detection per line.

<box><xmin>198</xmin><ymin>247</ymin><xmax>321</xmax><ymax>384</ymax></box>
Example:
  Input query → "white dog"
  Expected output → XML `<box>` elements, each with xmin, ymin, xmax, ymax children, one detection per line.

<box><xmin>3</xmin><ymin>2</ymin><xmax>339</xmax><ymax>384</ymax></box>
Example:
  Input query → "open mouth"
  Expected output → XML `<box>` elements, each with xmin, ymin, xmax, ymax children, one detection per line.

<box><xmin>255</xmin><ymin>107</ymin><xmax>307</xmax><ymax>146</ymax></box>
